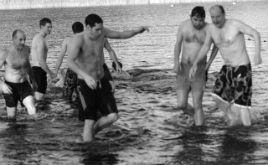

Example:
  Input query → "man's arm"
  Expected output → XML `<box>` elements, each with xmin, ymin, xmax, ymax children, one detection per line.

<box><xmin>174</xmin><ymin>26</ymin><xmax>183</xmax><ymax>73</ymax></box>
<box><xmin>0</xmin><ymin>49</ymin><xmax>12</xmax><ymax>94</ymax></box>
<box><xmin>55</xmin><ymin>38</ymin><xmax>68</xmax><ymax>74</ymax></box>
<box><xmin>104</xmin><ymin>39</ymin><xmax>122</xmax><ymax>72</ymax></box>
<box><xmin>36</xmin><ymin>38</ymin><xmax>54</xmax><ymax>76</ymax></box>
<box><xmin>105</xmin><ymin>26</ymin><xmax>149</xmax><ymax>39</ymax></box>
<box><xmin>206</xmin><ymin>44</ymin><xmax>219</xmax><ymax>71</ymax></box>
<box><xmin>189</xmin><ymin>30</ymin><xmax>213</xmax><ymax>79</ymax></box>
<box><xmin>237</xmin><ymin>20</ymin><xmax>262</xmax><ymax>65</ymax></box>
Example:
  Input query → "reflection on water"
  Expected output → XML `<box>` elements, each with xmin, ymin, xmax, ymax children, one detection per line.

<box><xmin>0</xmin><ymin>1</ymin><xmax>268</xmax><ymax>164</ymax></box>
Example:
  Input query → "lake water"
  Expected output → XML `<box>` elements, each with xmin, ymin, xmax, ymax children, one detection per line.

<box><xmin>0</xmin><ymin>1</ymin><xmax>268</xmax><ymax>165</ymax></box>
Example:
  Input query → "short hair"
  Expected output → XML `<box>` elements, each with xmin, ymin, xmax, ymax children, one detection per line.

<box><xmin>191</xmin><ymin>6</ymin><xmax>205</xmax><ymax>18</ymax></box>
<box><xmin>12</xmin><ymin>29</ymin><xmax>25</xmax><ymax>40</ymax></box>
<box><xmin>72</xmin><ymin>22</ymin><xmax>84</xmax><ymax>33</ymax></box>
<box><xmin>85</xmin><ymin>14</ymin><xmax>103</xmax><ymax>28</ymax></box>
<box><xmin>39</xmin><ymin>17</ymin><xmax>52</xmax><ymax>27</ymax></box>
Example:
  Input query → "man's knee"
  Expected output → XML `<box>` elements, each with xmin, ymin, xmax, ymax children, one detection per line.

<box><xmin>177</xmin><ymin>103</ymin><xmax>188</xmax><ymax>110</ymax></box>
<box><xmin>107</xmin><ymin>113</ymin><xmax>119</xmax><ymax>123</ymax></box>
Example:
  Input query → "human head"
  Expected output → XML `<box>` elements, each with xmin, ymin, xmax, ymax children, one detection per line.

<box><xmin>85</xmin><ymin>14</ymin><xmax>103</xmax><ymax>39</ymax></box>
<box><xmin>190</xmin><ymin>6</ymin><xmax>206</xmax><ymax>30</ymax></box>
<box><xmin>39</xmin><ymin>17</ymin><xmax>52</xmax><ymax>35</ymax></box>
<box><xmin>210</xmin><ymin>5</ymin><xmax>226</xmax><ymax>28</ymax></box>
<box><xmin>72</xmin><ymin>22</ymin><xmax>84</xmax><ymax>34</ymax></box>
<box><xmin>12</xmin><ymin>29</ymin><xmax>26</xmax><ymax>50</ymax></box>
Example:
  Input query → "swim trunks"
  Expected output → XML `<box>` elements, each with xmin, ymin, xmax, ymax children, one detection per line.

<box><xmin>176</xmin><ymin>62</ymin><xmax>206</xmax><ymax>92</ymax></box>
<box><xmin>77</xmin><ymin>76</ymin><xmax>118</xmax><ymax>121</ymax></box>
<box><xmin>3</xmin><ymin>81</ymin><xmax>33</xmax><ymax>107</ymax></box>
<box><xmin>211</xmin><ymin>64</ymin><xmax>252</xmax><ymax>108</ymax></box>
<box><xmin>32</xmin><ymin>66</ymin><xmax>47</xmax><ymax>94</ymax></box>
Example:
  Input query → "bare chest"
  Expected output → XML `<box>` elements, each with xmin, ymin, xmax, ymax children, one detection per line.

<box><xmin>184</xmin><ymin>31</ymin><xmax>206</xmax><ymax>45</ymax></box>
<box><xmin>6</xmin><ymin>51</ymin><xmax>28</xmax><ymax>70</ymax></box>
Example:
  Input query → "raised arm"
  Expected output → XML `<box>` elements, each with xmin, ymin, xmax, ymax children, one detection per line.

<box><xmin>174</xmin><ymin>26</ymin><xmax>183</xmax><ymax>73</ymax></box>
<box><xmin>105</xmin><ymin>26</ymin><xmax>149</xmax><ymax>39</ymax></box>
<box><xmin>237</xmin><ymin>20</ymin><xmax>261</xmax><ymax>65</ymax></box>
<box><xmin>104</xmin><ymin>39</ymin><xmax>122</xmax><ymax>72</ymax></box>
<box><xmin>55</xmin><ymin>38</ymin><xmax>68</xmax><ymax>74</ymax></box>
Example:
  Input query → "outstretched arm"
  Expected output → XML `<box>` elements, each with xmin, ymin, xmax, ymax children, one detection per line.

<box><xmin>237</xmin><ymin>20</ymin><xmax>261</xmax><ymax>65</ymax></box>
<box><xmin>55</xmin><ymin>38</ymin><xmax>68</xmax><ymax>74</ymax></box>
<box><xmin>174</xmin><ymin>26</ymin><xmax>183</xmax><ymax>73</ymax></box>
<box><xmin>105</xmin><ymin>26</ymin><xmax>149</xmax><ymax>39</ymax></box>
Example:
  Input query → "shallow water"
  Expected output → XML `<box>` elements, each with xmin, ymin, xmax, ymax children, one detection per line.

<box><xmin>0</xmin><ymin>1</ymin><xmax>268</xmax><ymax>165</ymax></box>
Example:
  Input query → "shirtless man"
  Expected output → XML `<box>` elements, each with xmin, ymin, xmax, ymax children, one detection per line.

<box><xmin>174</xmin><ymin>6</ymin><xmax>218</xmax><ymax>126</ymax></box>
<box><xmin>189</xmin><ymin>5</ymin><xmax>262</xmax><ymax>126</ymax></box>
<box><xmin>54</xmin><ymin>22</ymin><xmax>123</xmax><ymax>103</ymax></box>
<box><xmin>31</xmin><ymin>17</ymin><xmax>56</xmax><ymax>101</ymax></box>
<box><xmin>0</xmin><ymin>30</ymin><xmax>37</xmax><ymax>121</ymax></box>
<box><xmin>68</xmin><ymin>14</ymin><xmax>149</xmax><ymax>142</ymax></box>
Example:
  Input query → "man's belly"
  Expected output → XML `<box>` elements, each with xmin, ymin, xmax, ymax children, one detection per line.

<box><xmin>4</xmin><ymin>71</ymin><xmax>28</xmax><ymax>83</ymax></box>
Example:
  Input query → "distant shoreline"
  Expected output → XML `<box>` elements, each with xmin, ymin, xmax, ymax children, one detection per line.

<box><xmin>0</xmin><ymin>0</ymin><xmax>265</xmax><ymax>10</ymax></box>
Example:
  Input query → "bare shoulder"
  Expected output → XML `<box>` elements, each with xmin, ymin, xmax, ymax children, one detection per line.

<box><xmin>32</xmin><ymin>33</ymin><xmax>45</xmax><ymax>46</ymax></box>
<box><xmin>70</xmin><ymin>33</ymin><xmax>84</xmax><ymax>47</ymax></box>
<box><xmin>179</xmin><ymin>20</ymin><xmax>190</xmax><ymax>30</ymax></box>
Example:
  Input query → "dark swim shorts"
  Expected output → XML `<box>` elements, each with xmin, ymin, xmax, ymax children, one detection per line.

<box><xmin>212</xmin><ymin>63</ymin><xmax>252</xmax><ymax>107</ymax></box>
<box><xmin>32</xmin><ymin>66</ymin><xmax>47</xmax><ymax>94</ymax></box>
<box><xmin>77</xmin><ymin>76</ymin><xmax>118</xmax><ymax>121</ymax></box>
<box><xmin>3</xmin><ymin>81</ymin><xmax>33</xmax><ymax>107</ymax></box>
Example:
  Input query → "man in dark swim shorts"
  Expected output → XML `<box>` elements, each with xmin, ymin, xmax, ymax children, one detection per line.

<box><xmin>68</xmin><ymin>14</ymin><xmax>148</xmax><ymax>142</ymax></box>
<box><xmin>0</xmin><ymin>30</ymin><xmax>37</xmax><ymax>121</ymax></box>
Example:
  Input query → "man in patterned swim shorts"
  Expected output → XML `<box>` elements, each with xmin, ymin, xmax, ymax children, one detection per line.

<box><xmin>190</xmin><ymin>5</ymin><xmax>262</xmax><ymax>126</ymax></box>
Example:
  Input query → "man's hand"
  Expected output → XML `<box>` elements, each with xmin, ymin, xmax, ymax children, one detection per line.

<box><xmin>254</xmin><ymin>55</ymin><xmax>262</xmax><ymax>65</ymax></box>
<box><xmin>0</xmin><ymin>82</ymin><xmax>12</xmax><ymax>94</ymax></box>
<box><xmin>189</xmin><ymin>64</ymin><xmax>197</xmax><ymax>80</ymax></box>
<box><xmin>138</xmin><ymin>26</ymin><xmax>149</xmax><ymax>33</ymax></box>
<box><xmin>174</xmin><ymin>63</ymin><xmax>181</xmax><ymax>74</ymax></box>
<box><xmin>31</xmin><ymin>80</ymin><xmax>38</xmax><ymax>91</ymax></box>
<box><xmin>84</xmin><ymin>75</ymin><xmax>97</xmax><ymax>89</ymax></box>
<box><xmin>109</xmin><ymin>80</ymin><xmax>115</xmax><ymax>93</ymax></box>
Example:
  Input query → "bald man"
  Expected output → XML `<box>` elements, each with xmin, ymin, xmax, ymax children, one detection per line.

<box><xmin>189</xmin><ymin>5</ymin><xmax>262</xmax><ymax>126</ymax></box>
<box><xmin>0</xmin><ymin>30</ymin><xmax>37</xmax><ymax>121</ymax></box>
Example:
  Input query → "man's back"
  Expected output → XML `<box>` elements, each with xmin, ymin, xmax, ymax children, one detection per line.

<box><xmin>31</xmin><ymin>33</ymin><xmax>48</xmax><ymax>67</ymax></box>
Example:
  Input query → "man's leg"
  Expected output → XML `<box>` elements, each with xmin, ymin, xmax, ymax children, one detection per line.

<box><xmin>22</xmin><ymin>95</ymin><xmax>37</xmax><ymax>116</ymax></box>
<box><xmin>176</xmin><ymin>89</ymin><xmax>194</xmax><ymax>115</ymax></box>
<box><xmin>6</xmin><ymin>107</ymin><xmax>17</xmax><ymax>121</ymax></box>
<box><xmin>83</xmin><ymin>119</ymin><xmax>95</xmax><ymax>142</ymax></box>
<box><xmin>34</xmin><ymin>92</ymin><xmax>44</xmax><ymax>102</ymax></box>
<box><xmin>191</xmin><ymin>89</ymin><xmax>204</xmax><ymax>126</ymax></box>
<box><xmin>93</xmin><ymin>113</ymin><xmax>119</xmax><ymax>134</ymax></box>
